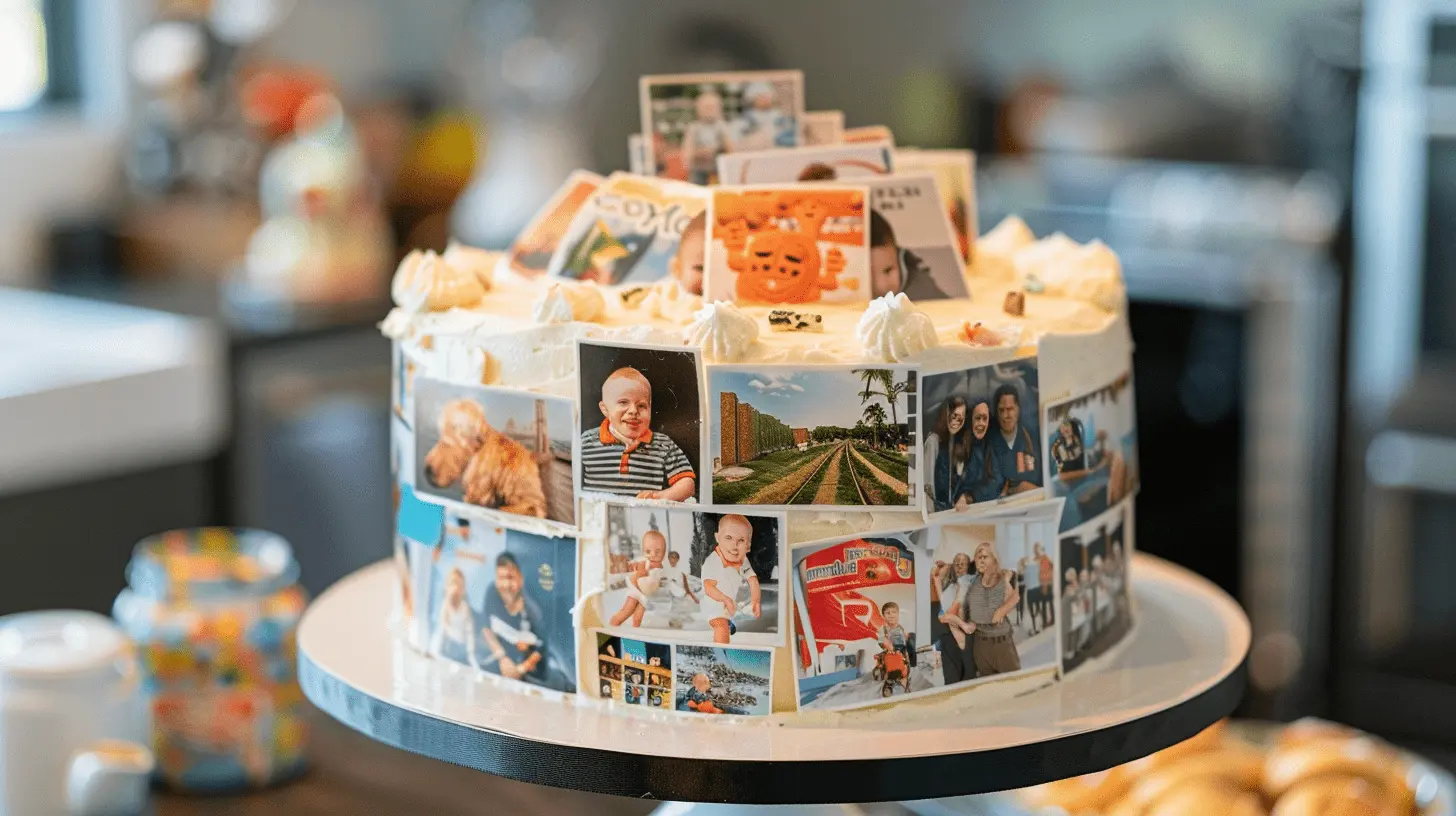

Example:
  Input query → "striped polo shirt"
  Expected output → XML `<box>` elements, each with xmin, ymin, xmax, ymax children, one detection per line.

<box><xmin>579</xmin><ymin>421</ymin><xmax>695</xmax><ymax>496</ymax></box>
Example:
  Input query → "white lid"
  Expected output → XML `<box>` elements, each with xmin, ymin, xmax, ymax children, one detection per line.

<box><xmin>0</xmin><ymin>611</ymin><xmax>127</xmax><ymax>677</ymax></box>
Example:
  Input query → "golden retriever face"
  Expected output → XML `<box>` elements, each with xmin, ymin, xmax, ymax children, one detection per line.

<box><xmin>424</xmin><ymin>399</ymin><xmax>488</xmax><ymax>488</ymax></box>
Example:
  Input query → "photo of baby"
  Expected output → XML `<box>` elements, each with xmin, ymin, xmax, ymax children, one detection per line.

<box><xmin>863</xmin><ymin>174</ymin><xmax>969</xmax><ymax>300</ymax></box>
<box><xmin>640</xmin><ymin>70</ymin><xmax>804</xmax><ymax>184</ymax></box>
<box><xmin>706</xmin><ymin>185</ymin><xmax>870</xmax><ymax>305</ymax></box>
<box><xmin>673</xmin><ymin>643</ymin><xmax>773</xmax><ymax>716</ymax></box>
<box><xmin>576</xmin><ymin>340</ymin><xmax>704</xmax><ymax>503</ymax></box>
<box><xmin>413</xmin><ymin>375</ymin><xmax>576</xmax><ymax>527</ymax></box>
<box><xmin>546</xmin><ymin>172</ymin><xmax>708</xmax><ymax>287</ymax></box>
<box><xmin>1045</xmin><ymin>371</ymin><xmax>1138</xmax><ymax>532</ymax></box>
<box><xmin>715</xmin><ymin>143</ymin><xmax>893</xmax><ymax>185</ymax></box>
<box><xmin>595</xmin><ymin>632</ymin><xmax>673</xmax><ymax>709</ymax></box>
<box><xmin>424</xmin><ymin>515</ymin><xmax>578</xmax><ymax>692</ymax></box>
<box><xmin>1060</xmin><ymin>504</ymin><xmax>1132</xmax><ymax>673</ymax></box>
<box><xmin>920</xmin><ymin>358</ymin><xmax>1044</xmax><ymax>519</ymax></box>
<box><xmin>600</xmin><ymin>503</ymin><xmax>785</xmax><ymax>646</ymax></box>
<box><xmin>895</xmin><ymin>149</ymin><xmax>977</xmax><ymax>264</ymax></box>
<box><xmin>506</xmin><ymin>170</ymin><xmax>603</xmax><ymax>278</ymax></box>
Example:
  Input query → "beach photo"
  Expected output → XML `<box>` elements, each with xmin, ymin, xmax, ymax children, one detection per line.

<box><xmin>709</xmin><ymin>366</ymin><xmax>917</xmax><ymax>509</ymax></box>
<box><xmin>863</xmin><ymin>173</ymin><xmax>969</xmax><ymax>300</ymax></box>
<box><xmin>919</xmin><ymin>357</ymin><xmax>1043</xmax><ymax>519</ymax></box>
<box><xmin>792</xmin><ymin>532</ymin><xmax>926</xmax><ymax>710</ymax></box>
<box><xmin>600</xmin><ymin>503</ymin><xmax>785</xmax><ymax>646</ymax></box>
<box><xmin>640</xmin><ymin>70</ymin><xmax>804</xmax><ymax>184</ymax></box>
<box><xmin>576</xmin><ymin>339</ymin><xmax>704</xmax><ymax>503</ymax></box>
<box><xmin>1045</xmin><ymin>371</ymin><xmax>1139</xmax><ymax>532</ymax></box>
<box><xmin>1060</xmin><ymin>505</ymin><xmax>1133</xmax><ymax>673</ymax></box>
<box><xmin>424</xmin><ymin>515</ymin><xmax>578</xmax><ymax>692</ymax></box>
<box><xmin>672</xmin><ymin>643</ymin><xmax>774</xmax><ymax>716</ymax></box>
<box><xmin>716</xmin><ymin>143</ymin><xmax>893</xmax><ymax>185</ymax></box>
<box><xmin>412</xmin><ymin>375</ymin><xmax>576</xmax><ymax>527</ymax></box>
<box><xmin>706</xmin><ymin>185</ymin><xmax>869</xmax><ymax>305</ymax></box>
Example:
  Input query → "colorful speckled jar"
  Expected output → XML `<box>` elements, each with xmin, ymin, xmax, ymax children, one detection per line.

<box><xmin>113</xmin><ymin>528</ymin><xmax>308</xmax><ymax>792</ymax></box>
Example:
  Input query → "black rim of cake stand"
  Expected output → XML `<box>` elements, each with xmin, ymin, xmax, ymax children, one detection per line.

<box><xmin>299</xmin><ymin>648</ymin><xmax>1248</xmax><ymax>805</ymax></box>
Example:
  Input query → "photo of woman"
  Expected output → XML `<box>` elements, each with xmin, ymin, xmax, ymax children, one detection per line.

<box><xmin>930</xmin><ymin>552</ymin><xmax>976</xmax><ymax>685</ymax></box>
<box><xmin>924</xmin><ymin>397</ymin><xmax>1005</xmax><ymax>513</ymax></box>
<box><xmin>920</xmin><ymin>358</ymin><xmax>1041</xmax><ymax>519</ymax></box>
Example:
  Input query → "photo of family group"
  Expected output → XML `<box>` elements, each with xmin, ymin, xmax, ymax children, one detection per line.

<box><xmin>925</xmin><ymin>500</ymin><xmax>1063</xmax><ymax>694</ymax></box>
<box><xmin>576</xmin><ymin>339</ymin><xmax>704</xmax><ymax>504</ymax></box>
<box><xmin>920</xmin><ymin>357</ymin><xmax>1043</xmax><ymax>519</ymax></box>
<box><xmin>1060</xmin><ymin>505</ymin><xmax>1133</xmax><ymax>673</ymax></box>
<box><xmin>424</xmin><ymin>516</ymin><xmax>578</xmax><ymax>692</ymax></box>
<box><xmin>546</xmin><ymin>172</ymin><xmax>709</xmax><ymax>287</ymax></box>
<box><xmin>709</xmin><ymin>366</ymin><xmax>917</xmax><ymax>510</ymax></box>
<box><xmin>1045</xmin><ymin>371</ymin><xmax>1139</xmax><ymax>532</ymax></box>
<box><xmin>640</xmin><ymin>70</ymin><xmax>805</xmax><ymax>185</ymax></box>
<box><xmin>706</xmin><ymin>185</ymin><xmax>869</xmax><ymax>305</ymax></box>
<box><xmin>793</xmin><ymin>532</ymin><xmax>925</xmax><ymax>710</ymax></box>
<box><xmin>599</xmin><ymin>503</ymin><xmax>785</xmax><ymax>646</ymax></box>
<box><xmin>716</xmin><ymin>142</ymin><xmax>892</xmax><ymax>185</ymax></box>
<box><xmin>595</xmin><ymin>632</ymin><xmax>673</xmax><ymax>709</ymax></box>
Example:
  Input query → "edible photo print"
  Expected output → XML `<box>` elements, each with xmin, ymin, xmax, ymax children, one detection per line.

<box><xmin>802</xmin><ymin>110</ymin><xmax>845</xmax><ymax>146</ymax></box>
<box><xmin>426</xmin><ymin>516</ymin><xmax>578</xmax><ymax>692</ymax></box>
<box><xmin>600</xmin><ymin>503</ymin><xmax>786</xmax><ymax>646</ymax></box>
<box><xmin>862</xmin><ymin>173</ymin><xmax>969</xmax><ymax>300</ymax></box>
<box><xmin>576</xmin><ymin>339</ymin><xmax>704</xmax><ymax>504</ymax></box>
<box><xmin>546</xmin><ymin>173</ymin><xmax>708</xmax><ymax>288</ymax></box>
<box><xmin>1060</xmin><ymin>504</ymin><xmax>1132</xmax><ymax>673</ymax></box>
<box><xmin>716</xmin><ymin>142</ymin><xmax>892</xmax><ymax>185</ymax></box>
<box><xmin>506</xmin><ymin>170</ymin><xmax>603</xmax><ymax>278</ymax></box>
<box><xmin>413</xmin><ymin>375</ymin><xmax>577</xmax><ymax>528</ymax></box>
<box><xmin>706</xmin><ymin>185</ymin><xmax>869</xmax><ymax>305</ymax></box>
<box><xmin>792</xmin><ymin>531</ymin><xmax>925</xmax><ymax>710</ymax></box>
<box><xmin>595</xmin><ymin>632</ymin><xmax>674</xmax><ymax>709</ymax></box>
<box><xmin>709</xmin><ymin>365</ymin><xmax>917</xmax><ymax>510</ymax></box>
<box><xmin>926</xmin><ymin>499</ymin><xmax>1063</xmax><ymax>694</ymax></box>
<box><xmin>673</xmin><ymin>642</ymin><xmax>774</xmax><ymax>716</ymax></box>
<box><xmin>919</xmin><ymin>357</ymin><xmax>1044</xmax><ymax>519</ymax></box>
<box><xmin>1044</xmin><ymin>371</ymin><xmax>1138</xmax><ymax>532</ymax></box>
<box><xmin>640</xmin><ymin>70</ymin><xmax>805</xmax><ymax>184</ymax></box>
<box><xmin>895</xmin><ymin>149</ymin><xmax>977</xmax><ymax>264</ymax></box>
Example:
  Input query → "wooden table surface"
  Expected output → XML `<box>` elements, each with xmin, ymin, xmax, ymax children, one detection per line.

<box><xmin>153</xmin><ymin>704</ymin><xmax>658</xmax><ymax>816</ymax></box>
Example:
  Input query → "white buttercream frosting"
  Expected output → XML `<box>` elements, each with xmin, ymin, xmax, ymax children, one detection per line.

<box><xmin>683</xmin><ymin>301</ymin><xmax>760</xmax><ymax>362</ymax></box>
<box><xmin>379</xmin><ymin>307</ymin><xmax>413</xmax><ymax>340</ymax></box>
<box><xmin>855</xmin><ymin>292</ymin><xmax>939</xmax><ymax>362</ymax></box>
<box><xmin>531</xmin><ymin>281</ymin><xmax>607</xmax><ymax>324</ymax></box>
<box><xmin>644</xmin><ymin>278</ymin><xmax>702</xmax><ymax>322</ymax></box>
<box><xmin>441</xmin><ymin>241</ymin><xmax>497</xmax><ymax>291</ymax></box>
<box><xmin>532</xmin><ymin>284</ymin><xmax>576</xmax><ymax>325</ymax></box>
<box><xmin>391</xmin><ymin>249</ymin><xmax>485</xmax><ymax>312</ymax></box>
<box><xmin>426</xmin><ymin>337</ymin><xmax>494</xmax><ymax>384</ymax></box>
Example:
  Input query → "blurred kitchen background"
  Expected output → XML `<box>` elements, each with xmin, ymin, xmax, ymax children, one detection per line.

<box><xmin>1</xmin><ymin>0</ymin><xmax>1452</xmax><ymax>787</ymax></box>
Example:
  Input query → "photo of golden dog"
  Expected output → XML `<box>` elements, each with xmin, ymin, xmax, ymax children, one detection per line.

<box><xmin>424</xmin><ymin>399</ymin><xmax>549</xmax><ymax>518</ymax></box>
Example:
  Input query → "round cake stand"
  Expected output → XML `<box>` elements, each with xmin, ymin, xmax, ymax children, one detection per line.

<box><xmin>298</xmin><ymin>553</ymin><xmax>1248</xmax><ymax>812</ymax></box>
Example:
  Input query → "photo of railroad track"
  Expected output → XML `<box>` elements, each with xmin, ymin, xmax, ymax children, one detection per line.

<box><xmin>708</xmin><ymin>366</ymin><xmax>917</xmax><ymax>508</ymax></box>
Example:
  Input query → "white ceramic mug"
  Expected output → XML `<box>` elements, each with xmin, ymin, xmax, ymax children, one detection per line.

<box><xmin>0</xmin><ymin>611</ymin><xmax>154</xmax><ymax>816</ymax></box>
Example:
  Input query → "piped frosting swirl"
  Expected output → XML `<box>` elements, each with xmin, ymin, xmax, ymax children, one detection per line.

<box><xmin>855</xmin><ymin>292</ymin><xmax>938</xmax><ymax>362</ymax></box>
<box><xmin>683</xmin><ymin>301</ymin><xmax>759</xmax><ymax>362</ymax></box>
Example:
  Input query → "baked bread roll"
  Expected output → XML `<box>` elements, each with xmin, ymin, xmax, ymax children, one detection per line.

<box><xmin>1276</xmin><ymin>718</ymin><xmax>1362</xmax><ymax>749</ymax></box>
<box><xmin>1141</xmin><ymin>781</ymin><xmax>1266</xmax><ymax>816</ymax></box>
<box><xmin>1264</xmin><ymin>738</ymin><xmax>1413</xmax><ymax>815</ymax></box>
<box><xmin>1110</xmin><ymin>745</ymin><xmax>1266</xmax><ymax>816</ymax></box>
<box><xmin>1270</xmin><ymin>776</ymin><xmax>1406</xmax><ymax>816</ymax></box>
<box><xmin>1125</xmin><ymin>721</ymin><xmax>1228</xmax><ymax>774</ymax></box>
<box><xmin>1020</xmin><ymin>768</ymin><xmax>1133</xmax><ymax>813</ymax></box>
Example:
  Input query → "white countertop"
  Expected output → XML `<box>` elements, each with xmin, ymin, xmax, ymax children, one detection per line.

<box><xmin>0</xmin><ymin>288</ymin><xmax>225</xmax><ymax>495</ymax></box>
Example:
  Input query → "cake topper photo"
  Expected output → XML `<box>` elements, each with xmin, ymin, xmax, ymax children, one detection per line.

<box><xmin>716</xmin><ymin>142</ymin><xmax>893</xmax><ymax>185</ymax></box>
<box><xmin>639</xmin><ymin>70</ymin><xmax>805</xmax><ymax>185</ymax></box>
<box><xmin>546</xmin><ymin>173</ymin><xmax>708</xmax><ymax>288</ymax></box>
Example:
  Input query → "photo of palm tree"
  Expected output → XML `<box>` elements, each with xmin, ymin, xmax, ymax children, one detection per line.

<box><xmin>708</xmin><ymin>365</ymin><xmax>917</xmax><ymax>508</ymax></box>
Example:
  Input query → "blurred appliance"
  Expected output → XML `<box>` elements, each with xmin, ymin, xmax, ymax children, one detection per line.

<box><xmin>980</xmin><ymin>156</ymin><xmax>1342</xmax><ymax>720</ymax></box>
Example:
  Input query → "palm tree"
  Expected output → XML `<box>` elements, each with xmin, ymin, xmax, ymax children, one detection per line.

<box><xmin>862</xmin><ymin>403</ymin><xmax>888</xmax><ymax>449</ymax></box>
<box><xmin>873</xmin><ymin>369</ymin><xmax>906</xmax><ymax>430</ymax></box>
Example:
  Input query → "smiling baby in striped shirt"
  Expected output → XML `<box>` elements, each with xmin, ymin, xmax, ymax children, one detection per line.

<box><xmin>579</xmin><ymin>367</ymin><xmax>697</xmax><ymax>501</ymax></box>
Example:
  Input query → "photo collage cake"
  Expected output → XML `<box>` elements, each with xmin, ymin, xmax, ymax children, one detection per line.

<box><xmin>384</xmin><ymin>70</ymin><xmax>1140</xmax><ymax>720</ymax></box>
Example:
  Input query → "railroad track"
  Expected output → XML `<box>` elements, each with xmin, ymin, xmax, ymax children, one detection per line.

<box><xmin>844</xmin><ymin>443</ymin><xmax>870</xmax><ymax>505</ymax></box>
<box><xmin>785</xmin><ymin>440</ymin><xmax>846</xmax><ymax>505</ymax></box>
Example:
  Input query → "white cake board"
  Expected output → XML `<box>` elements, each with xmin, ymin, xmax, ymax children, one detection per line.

<box><xmin>299</xmin><ymin>554</ymin><xmax>1248</xmax><ymax>806</ymax></box>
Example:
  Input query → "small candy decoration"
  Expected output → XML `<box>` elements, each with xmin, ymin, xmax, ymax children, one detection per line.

<box><xmin>957</xmin><ymin>321</ymin><xmax>1002</xmax><ymax>347</ymax></box>
<box><xmin>619</xmin><ymin>286</ymin><xmax>651</xmax><ymax>309</ymax></box>
<box><xmin>1003</xmin><ymin>290</ymin><xmax>1026</xmax><ymax>316</ymax></box>
<box><xmin>767</xmin><ymin>310</ymin><xmax>825</xmax><ymax>332</ymax></box>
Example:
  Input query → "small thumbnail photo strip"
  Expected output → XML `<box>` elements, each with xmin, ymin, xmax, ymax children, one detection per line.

<box><xmin>1043</xmin><ymin>370</ymin><xmax>1138</xmax><ymax>533</ymax></box>
<box><xmin>708</xmin><ymin>364</ymin><xmax>919</xmax><ymax>511</ymax></box>
<box><xmin>594</xmin><ymin>630</ymin><xmax>775</xmax><ymax>716</ymax></box>
<box><xmin>1059</xmin><ymin>502</ymin><xmax>1133</xmax><ymax>675</ymax></box>
<box><xmin>599</xmin><ymin>502</ymin><xmax>787</xmax><ymax>647</ymax></box>
<box><xmin>639</xmin><ymin>70</ymin><xmax>806</xmax><ymax>185</ymax></box>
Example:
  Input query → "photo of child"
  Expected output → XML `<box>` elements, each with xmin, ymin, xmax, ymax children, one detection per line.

<box><xmin>673</xmin><ymin>643</ymin><xmax>773</xmax><ymax>716</ymax></box>
<box><xmin>424</xmin><ymin>515</ymin><xmax>578</xmax><ymax>692</ymax></box>
<box><xmin>1044</xmin><ymin>371</ymin><xmax>1138</xmax><ymax>532</ymax></box>
<box><xmin>413</xmin><ymin>375</ymin><xmax>577</xmax><ymax>527</ymax></box>
<box><xmin>793</xmin><ymin>532</ymin><xmax>924</xmax><ymax>710</ymax></box>
<box><xmin>639</xmin><ymin>71</ymin><xmax>804</xmax><ymax>184</ymax></box>
<box><xmin>864</xmin><ymin>174</ymin><xmax>970</xmax><ymax>301</ymax></box>
<box><xmin>926</xmin><ymin>500</ymin><xmax>1063</xmax><ymax>694</ymax></box>
<box><xmin>600</xmin><ymin>503</ymin><xmax>785</xmax><ymax>646</ymax></box>
<box><xmin>506</xmin><ymin>170</ymin><xmax>604</xmax><ymax>278</ymax></box>
<box><xmin>546</xmin><ymin>172</ymin><xmax>709</xmax><ymax>286</ymax></box>
<box><xmin>1061</xmin><ymin>505</ymin><xmax>1132</xmax><ymax>673</ymax></box>
<box><xmin>706</xmin><ymin>185</ymin><xmax>869</xmax><ymax>305</ymax></box>
<box><xmin>895</xmin><ymin>149</ymin><xmax>977</xmax><ymax>264</ymax></box>
<box><xmin>595</xmin><ymin>632</ymin><xmax>673</xmax><ymax>709</ymax></box>
<box><xmin>576</xmin><ymin>340</ymin><xmax>703</xmax><ymax>503</ymax></box>
<box><xmin>716</xmin><ymin>143</ymin><xmax>893</xmax><ymax>185</ymax></box>
<box><xmin>920</xmin><ymin>358</ymin><xmax>1044</xmax><ymax>519</ymax></box>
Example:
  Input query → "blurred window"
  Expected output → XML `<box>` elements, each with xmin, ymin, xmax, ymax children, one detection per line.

<box><xmin>0</xmin><ymin>0</ymin><xmax>78</xmax><ymax>113</ymax></box>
